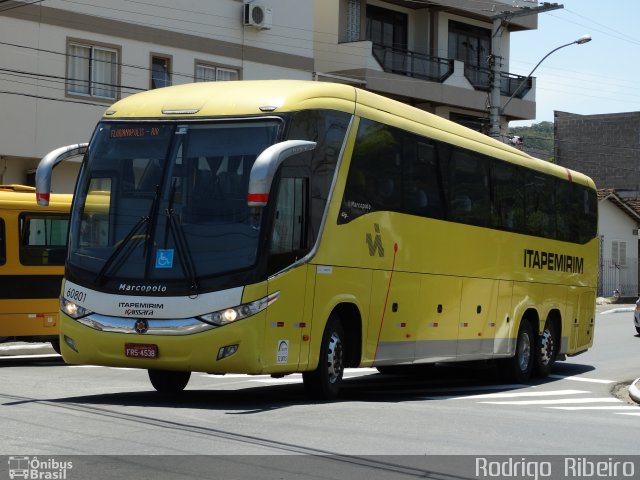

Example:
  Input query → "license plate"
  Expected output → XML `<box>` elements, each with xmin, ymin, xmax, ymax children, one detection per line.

<box><xmin>124</xmin><ymin>343</ymin><xmax>159</xmax><ymax>359</ymax></box>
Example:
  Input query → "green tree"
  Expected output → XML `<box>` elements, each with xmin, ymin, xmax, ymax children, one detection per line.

<box><xmin>507</xmin><ymin>121</ymin><xmax>554</xmax><ymax>162</ymax></box>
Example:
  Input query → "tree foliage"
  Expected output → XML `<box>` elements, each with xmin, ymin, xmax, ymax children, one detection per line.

<box><xmin>507</xmin><ymin>121</ymin><xmax>554</xmax><ymax>157</ymax></box>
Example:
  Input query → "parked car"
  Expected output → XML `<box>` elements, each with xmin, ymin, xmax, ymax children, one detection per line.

<box><xmin>635</xmin><ymin>299</ymin><xmax>640</xmax><ymax>335</ymax></box>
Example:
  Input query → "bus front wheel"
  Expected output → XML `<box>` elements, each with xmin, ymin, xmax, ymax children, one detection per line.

<box><xmin>498</xmin><ymin>318</ymin><xmax>533</xmax><ymax>383</ymax></box>
<box><xmin>303</xmin><ymin>314</ymin><xmax>345</xmax><ymax>400</ymax></box>
<box><xmin>148</xmin><ymin>369</ymin><xmax>191</xmax><ymax>393</ymax></box>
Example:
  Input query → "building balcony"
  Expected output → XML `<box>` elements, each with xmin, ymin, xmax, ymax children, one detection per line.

<box><xmin>314</xmin><ymin>39</ymin><xmax>535</xmax><ymax>122</ymax></box>
<box><xmin>373</xmin><ymin>43</ymin><xmax>532</xmax><ymax>100</ymax></box>
<box><xmin>371</xmin><ymin>43</ymin><xmax>454</xmax><ymax>83</ymax></box>
<box><xmin>463</xmin><ymin>64</ymin><xmax>532</xmax><ymax>99</ymax></box>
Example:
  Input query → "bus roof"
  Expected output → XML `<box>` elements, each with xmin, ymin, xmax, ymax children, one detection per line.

<box><xmin>0</xmin><ymin>185</ymin><xmax>72</xmax><ymax>210</ymax></box>
<box><xmin>103</xmin><ymin>80</ymin><xmax>595</xmax><ymax>189</ymax></box>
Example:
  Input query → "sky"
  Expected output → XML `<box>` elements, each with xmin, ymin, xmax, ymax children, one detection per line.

<box><xmin>508</xmin><ymin>0</ymin><xmax>640</xmax><ymax>126</ymax></box>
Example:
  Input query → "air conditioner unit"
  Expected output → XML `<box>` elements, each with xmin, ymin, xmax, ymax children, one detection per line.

<box><xmin>243</xmin><ymin>2</ymin><xmax>272</xmax><ymax>30</ymax></box>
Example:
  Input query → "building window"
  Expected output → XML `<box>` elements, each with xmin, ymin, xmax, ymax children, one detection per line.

<box><xmin>151</xmin><ymin>55</ymin><xmax>172</xmax><ymax>89</ymax></box>
<box><xmin>366</xmin><ymin>5</ymin><xmax>407</xmax><ymax>50</ymax></box>
<box><xmin>448</xmin><ymin>21</ymin><xmax>490</xmax><ymax>68</ymax></box>
<box><xmin>67</xmin><ymin>41</ymin><xmax>118</xmax><ymax>100</ymax></box>
<box><xmin>612</xmin><ymin>241</ymin><xmax>627</xmax><ymax>266</ymax></box>
<box><xmin>346</xmin><ymin>0</ymin><xmax>361</xmax><ymax>42</ymax></box>
<box><xmin>194</xmin><ymin>63</ymin><xmax>239</xmax><ymax>82</ymax></box>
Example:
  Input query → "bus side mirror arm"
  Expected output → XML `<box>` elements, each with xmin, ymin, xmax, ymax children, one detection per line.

<box><xmin>247</xmin><ymin>140</ymin><xmax>316</xmax><ymax>207</ymax></box>
<box><xmin>36</xmin><ymin>143</ymin><xmax>89</xmax><ymax>206</ymax></box>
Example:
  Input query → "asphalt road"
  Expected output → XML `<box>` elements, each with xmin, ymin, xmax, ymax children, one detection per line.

<box><xmin>0</xmin><ymin>306</ymin><xmax>638</xmax><ymax>478</ymax></box>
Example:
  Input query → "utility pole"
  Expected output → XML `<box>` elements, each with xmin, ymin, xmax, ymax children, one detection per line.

<box><xmin>488</xmin><ymin>3</ymin><xmax>564</xmax><ymax>139</ymax></box>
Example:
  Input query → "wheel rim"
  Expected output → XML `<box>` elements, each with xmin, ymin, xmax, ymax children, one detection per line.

<box><xmin>539</xmin><ymin>328</ymin><xmax>555</xmax><ymax>366</ymax></box>
<box><xmin>326</xmin><ymin>331</ymin><xmax>344</xmax><ymax>384</ymax></box>
<box><xmin>518</xmin><ymin>330</ymin><xmax>531</xmax><ymax>372</ymax></box>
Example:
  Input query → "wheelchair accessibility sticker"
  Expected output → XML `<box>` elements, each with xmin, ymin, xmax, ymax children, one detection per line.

<box><xmin>155</xmin><ymin>249</ymin><xmax>174</xmax><ymax>269</ymax></box>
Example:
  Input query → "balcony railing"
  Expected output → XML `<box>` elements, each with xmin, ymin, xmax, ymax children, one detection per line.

<box><xmin>372</xmin><ymin>43</ymin><xmax>454</xmax><ymax>83</ymax></box>
<box><xmin>370</xmin><ymin>44</ymin><xmax>532</xmax><ymax>99</ymax></box>
<box><xmin>464</xmin><ymin>65</ymin><xmax>533</xmax><ymax>99</ymax></box>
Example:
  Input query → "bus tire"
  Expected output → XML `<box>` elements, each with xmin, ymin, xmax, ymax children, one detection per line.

<box><xmin>148</xmin><ymin>369</ymin><xmax>191</xmax><ymax>393</ymax></box>
<box><xmin>498</xmin><ymin>318</ymin><xmax>533</xmax><ymax>383</ymax></box>
<box><xmin>50</xmin><ymin>339</ymin><xmax>61</xmax><ymax>355</ymax></box>
<box><xmin>534</xmin><ymin>320</ymin><xmax>558</xmax><ymax>377</ymax></box>
<box><xmin>303</xmin><ymin>314</ymin><xmax>345</xmax><ymax>400</ymax></box>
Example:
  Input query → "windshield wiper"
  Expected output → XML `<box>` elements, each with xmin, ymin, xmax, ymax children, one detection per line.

<box><xmin>95</xmin><ymin>215</ymin><xmax>148</xmax><ymax>285</ymax></box>
<box><xmin>95</xmin><ymin>184</ymin><xmax>162</xmax><ymax>285</ymax></box>
<box><xmin>166</xmin><ymin>180</ymin><xmax>199</xmax><ymax>295</ymax></box>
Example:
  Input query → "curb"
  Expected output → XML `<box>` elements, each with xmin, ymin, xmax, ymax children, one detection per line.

<box><xmin>599</xmin><ymin>306</ymin><xmax>634</xmax><ymax>315</ymax></box>
<box><xmin>629</xmin><ymin>378</ymin><xmax>640</xmax><ymax>405</ymax></box>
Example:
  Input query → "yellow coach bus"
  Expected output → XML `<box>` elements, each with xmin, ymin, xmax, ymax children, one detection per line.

<box><xmin>0</xmin><ymin>185</ymin><xmax>71</xmax><ymax>353</ymax></box>
<box><xmin>36</xmin><ymin>81</ymin><xmax>597</xmax><ymax>398</ymax></box>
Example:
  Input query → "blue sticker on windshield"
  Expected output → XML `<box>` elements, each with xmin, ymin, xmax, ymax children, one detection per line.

<box><xmin>155</xmin><ymin>249</ymin><xmax>174</xmax><ymax>269</ymax></box>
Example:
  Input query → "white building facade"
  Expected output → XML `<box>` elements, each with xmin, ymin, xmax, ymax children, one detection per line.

<box><xmin>598</xmin><ymin>191</ymin><xmax>640</xmax><ymax>298</ymax></box>
<box><xmin>0</xmin><ymin>0</ymin><xmax>314</xmax><ymax>192</ymax></box>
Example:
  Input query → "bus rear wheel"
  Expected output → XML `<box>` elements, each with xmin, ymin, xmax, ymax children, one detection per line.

<box><xmin>498</xmin><ymin>318</ymin><xmax>533</xmax><ymax>383</ymax></box>
<box><xmin>534</xmin><ymin>320</ymin><xmax>558</xmax><ymax>377</ymax></box>
<box><xmin>303</xmin><ymin>314</ymin><xmax>345</xmax><ymax>400</ymax></box>
<box><xmin>148</xmin><ymin>369</ymin><xmax>191</xmax><ymax>393</ymax></box>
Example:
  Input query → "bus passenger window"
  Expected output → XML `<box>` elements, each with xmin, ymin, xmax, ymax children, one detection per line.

<box><xmin>19</xmin><ymin>214</ymin><xmax>69</xmax><ymax>266</ymax></box>
<box><xmin>403</xmin><ymin>140</ymin><xmax>444</xmax><ymax>219</ymax></box>
<box><xmin>0</xmin><ymin>219</ymin><xmax>5</xmax><ymax>265</ymax></box>
<box><xmin>448</xmin><ymin>149</ymin><xmax>490</xmax><ymax>227</ymax></box>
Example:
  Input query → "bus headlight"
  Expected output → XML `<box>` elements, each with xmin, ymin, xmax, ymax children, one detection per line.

<box><xmin>60</xmin><ymin>297</ymin><xmax>93</xmax><ymax>319</ymax></box>
<box><xmin>198</xmin><ymin>291</ymin><xmax>279</xmax><ymax>326</ymax></box>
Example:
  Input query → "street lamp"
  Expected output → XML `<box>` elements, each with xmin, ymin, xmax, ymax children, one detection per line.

<box><xmin>490</xmin><ymin>34</ymin><xmax>592</xmax><ymax>138</ymax></box>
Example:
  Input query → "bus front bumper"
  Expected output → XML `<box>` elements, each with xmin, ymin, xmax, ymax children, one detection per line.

<box><xmin>59</xmin><ymin>312</ymin><xmax>266</xmax><ymax>374</ymax></box>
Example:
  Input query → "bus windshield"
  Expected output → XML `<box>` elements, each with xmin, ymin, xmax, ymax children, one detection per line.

<box><xmin>68</xmin><ymin>120</ymin><xmax>281</xmax><ymax>292</ymax></box>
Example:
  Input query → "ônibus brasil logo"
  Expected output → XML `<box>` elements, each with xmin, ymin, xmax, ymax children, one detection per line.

<box><xmin>7</xmin><ymin>456</ymin><xmax>73</xmax><ymax>479</ymax></box>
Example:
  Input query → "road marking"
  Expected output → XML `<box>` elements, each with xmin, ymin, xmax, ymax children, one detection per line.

<box><xmin>549</xmin><ymin>374</ymin><xmax>615</xmax><ymax>384</ymax></box>
<box><xmin>616</xmin><ymin>412</ymin><xmax>640</xmax><ymax>416</ymax></box>
<box><xmin>480</xmin><ymin>397</ymin><xmax>622</xmax><ymax>406</ymax></box>
<box><xmin>547</xmin><ymin>406</ymin><xmax>639</xmax><ymax>411</ymax></box>
<box><xmin>445</xmin><ymin>389</ymin><xmax>588</xmax><ymax>400</ymax></box>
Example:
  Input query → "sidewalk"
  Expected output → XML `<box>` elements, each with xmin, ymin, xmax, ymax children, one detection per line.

<box><xmin>0</xmin><ymin>341</ymin><xmax>56</xmax><ymax>356</ymax></box>
<box><xmin>597</xmin><ymin>301</ymin><xmax>640</xmax><ymax>405</ymax></box>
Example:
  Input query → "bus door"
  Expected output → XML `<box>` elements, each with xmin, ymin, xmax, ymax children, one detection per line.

<box><xmin>264</xmin><ymin>172</ymin><xmax>312</xmax><ymax>371</ymax></box>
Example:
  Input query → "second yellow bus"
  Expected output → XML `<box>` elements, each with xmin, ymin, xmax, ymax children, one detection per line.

<box><xmin>0</xmin><ymin>185</ymin><xmax>71</xmax><ymax>353</ymax></box>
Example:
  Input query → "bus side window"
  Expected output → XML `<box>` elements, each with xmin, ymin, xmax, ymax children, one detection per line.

<box><xmin>0</xmin><ymin>218</ymin><xmax>5</xmax><ymax>265</ymax></box>
<box><xmin>403</xmin><ymin>139</ymin><xmax>444</xmax><ymax>219</ymax></box>
<box><xmin>268</xmin><ymin>175</ymin><xmax>309</xmax><ymax>275</ymax></box>
<box><xmin>448</xmin><ymin>148</ymin><xmax>490</xmax><ymax>227</ymax></box>
<box><xmin>19</xmin><ymin>214</ymin><xmax>69</xmax><ymax>266</ymax></box>
<box><xmin>491</xmin><ymin>160</ymin><xmax>525</xmax><ymax>232</ymax></box>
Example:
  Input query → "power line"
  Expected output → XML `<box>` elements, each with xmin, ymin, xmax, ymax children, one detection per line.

<box><xmin>0</xmin><ymin>0</ymin><xmax>45</xmax><ymax>13</ymax></box>
<box><xmin>0</xmin><ymin>89</ymin><xmax>108</xmax><ymax>107</ymax></box>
